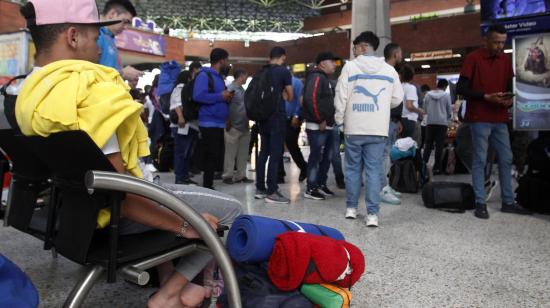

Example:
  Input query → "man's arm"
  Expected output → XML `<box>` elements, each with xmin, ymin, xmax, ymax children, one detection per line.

<box><xmin>456</xmin><ymin>76</ymin><xmax>485</xmax><ymax>101</ymax></box>
<box><xmin>105</xmin><ymin>152</ymin><xmax>218</xmax><ymax>238</ymax></box>
<box><xmin>391</xmin><ymin>72</ymin><xmax>404</xmax><ymax>108</ymax></box>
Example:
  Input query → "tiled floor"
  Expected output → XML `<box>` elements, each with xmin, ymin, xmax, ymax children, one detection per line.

<box><xmin>1</xmin><ymin>156</ymin><xmax>549</xmax><ymax>307</ymax></box>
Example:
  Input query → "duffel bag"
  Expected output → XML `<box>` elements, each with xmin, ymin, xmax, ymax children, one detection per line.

<box><xmin>516</xmin><ymin>172</ymin><xmax>550</xmax><ymax>214</ymax></box>
<box><xmin>422</xmin><ymin>181</ymin><xmax>475</xmax><ymax>212</ymax></box>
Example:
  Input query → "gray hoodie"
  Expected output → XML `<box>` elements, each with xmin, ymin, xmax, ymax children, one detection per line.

<box><xmin>423</xmin><ymin>89</ymin><xmax>452</xmax><ymax>126</ymax></box>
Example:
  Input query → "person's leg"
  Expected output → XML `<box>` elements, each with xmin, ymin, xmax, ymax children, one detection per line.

<box><xmin>420</xmin><ymin>125</ymin><xmax>427</xmax><ymax>151</ymax></box>
<box><xmin>172</xmin><ymin>128</ymin><xmax>186</xmax><ymax>183</ymax></box>
<box><xmin>363</xmin><ymin>136</ymin><xmax>386</xmax><ymax>216</ymax></box>
<box><xmin>317</xmin><ymin>129</ymin><xmax>334</xmax><ymax>187</ymax></box>
<box><xmin>402</xmin><ymin>119</ymin><xmax>415</xmax><ymax>139</ymax></box>
<box><xmin>489</xmin><ymin>123</ymin><xmax>514</xmax><ymax>205</ymax></box>
<box><xmin>222</xmin><ymin>128</ymin><xmax>240</xmax><ymax>180</ymax></box>
<box><xmin>470</xmin><ymin>123</ymin><xmax>492</xmax><ymax>204</ymax></box>
<box><xmin>306</xmin><ymin>129</ymin><xmax>323</xmax><ymax>190</ymax></box>
<box><xmin>286</xmin><ymin>122</ymin><xmax>308</xmax><ymax>172</ymax></box>
<box><xmin>266</xmin><ymin>116</ymin><xmax>286</xmax><ymax>195</ymax></box>
<box><xmin>200</xmin><ymin>127</ymin><xmax>215</xmax><ymax>189</ymax></box>
<box><xmin>422</xmin><ymin>125</ymin><xmax>436</xmax><ymax>165</ymax></box>
<box><xmin>455</xmin><ymin>123</ymin><xmax>473</xmax><ymax>173</ymax></box>
<box><xmin>332</xmin><ymin>127</ymin><xmax>344</xmax><ymax>178</ymax></box>
<box><xmin>235</xmin><ymin>130</ymin><xmax>251</xmax><ymax>181</ymax></box>
<box><xmin>433</xmin><ymin>125</ymin><xmax>448</xmax><ymax>172</ymax></box>
<box><xmin>183</xmin><ymin>129</ymin><xmax>198</xmax><ymax>180</ymax></box>
<box><xmin>255</xmin><ymin>122</ymin><xmax>270</xmax><ymax>192</ymax></box>
<box><xmin>344</xmin><ymin>135</ymin><xmax>364</xmax><ymax>210</ymax></box>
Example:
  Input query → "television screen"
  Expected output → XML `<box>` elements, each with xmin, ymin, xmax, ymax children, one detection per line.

<box><xmin>481</xmin><ymin>0</ymin><xmax>550</xmax><ymax>22</ymax></box>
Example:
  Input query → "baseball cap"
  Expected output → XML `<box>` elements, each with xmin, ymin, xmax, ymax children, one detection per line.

<box><xmin>26</xmin><ymin>0</ymin><xmax>121</xmax><ymax>27</ymax></box>
<box><xmin>316</xmin><ymin>51</ymin><xmax>339</xmax><ymax>64</ymax></box>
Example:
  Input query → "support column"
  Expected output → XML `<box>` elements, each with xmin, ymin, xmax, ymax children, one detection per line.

<box><xmin>351</xmin><ymin>0</ymin><xmax>391</xmax><ymax>58</ymax></box>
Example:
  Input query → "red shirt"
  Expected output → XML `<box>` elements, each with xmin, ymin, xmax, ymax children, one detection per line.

<box><xmin>460</xmin><ymin>47</ymin><xmax>514</xmax><ymax>123</ymax></box>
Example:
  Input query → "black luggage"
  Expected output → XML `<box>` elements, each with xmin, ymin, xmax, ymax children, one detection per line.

<box><xmin>422</xmin><ymin>181</ymin><xmax>475</xmax><ymax>212</ymax></box>
<box><xmin>516</xmin><ymin>173</ymin><xmax>550</xmax><ymax>214</ymax></box>
<box><xmin>389</xmin><ymin>157</ymin><xmax>420</xmax><ymax>193</ymax></box>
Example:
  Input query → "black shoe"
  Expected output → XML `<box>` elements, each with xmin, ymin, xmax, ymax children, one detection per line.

<box><xmin>501</xmin><ymin>202</ymin><xmax>532</xmax><ymax>215</ymax></box>
<box><xmin>299</xmin><ymin>170</ymin><xmax>307</xmax><ymax>182</ymax></box>
<box><xmin>474</xmin><ymin>203</ymin><xmax>489</xmax><ymax>219</ymax></box>
<box><xmin>304</xmin><ymin>188</ymin><xmax>325</xmax><ymax>200</ymax></box>
<box><xmin>336</xmin><ymin>175</ymin><xmax>345</xmax><ymax>189</ymax></box>
<box><xmin>235</xmin><ymin>177</ymin><xmax>254</xmax><ymax>184</ymax></box>
<box><xmin>319</xmin><ymin>185</ymin><xmax>335</xmax><ymax>196</ymax></box>
<box><xmin>223</xmin><ymin>178</ymin><xmax>234</xmax><ymax>185</ymax></box>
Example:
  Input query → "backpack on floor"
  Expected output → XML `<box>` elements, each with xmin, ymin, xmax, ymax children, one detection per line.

<box><xmin>245</xmin><ymin>65</ymin><xmax>278</xmax><ymax>121</ymax></box>
<box><xmin>527</xmin><ymin>134</ymin><xmax>550</xmax><ymax>178</ymax></box>
<box><xmin>218</xmin><ymin>262</ymin><xmax>313</xmax><ymax>308</ymax></box>
<box><xmin>422</xmin><ymin>182</ymin><xmax>475</xmax><ymax>213</ymax></box>
<box><xmin>153</xmin><ymin>134</ymin><xmax>174</xmax><ymax>172</ymax></box>
<box><xmin>389</xmin><ymin>157</ymin><xmax>420</xmax><ymax>193</ymax></box>
<box><xmin>516</xmin><ymin>172</ymin><xmax>550</xmax><ymax>214</ymax></box>
<box><xmin>442</xmin><ymin>144</ymin><xmax>469</xmax><ymax>175</ymax></box>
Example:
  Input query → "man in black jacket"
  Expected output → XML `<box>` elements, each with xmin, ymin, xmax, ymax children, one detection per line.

<box><xmin>302</xmin><ymin>52</ymin><xmax>339</xmax><ymax>200</ymax></box>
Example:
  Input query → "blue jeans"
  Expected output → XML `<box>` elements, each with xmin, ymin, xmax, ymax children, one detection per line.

<box><xmin>345</xmin><ymin>135</ymin><xmax>387</xmax><ymax>215</ymax></box>
<box><xmin>306</xmin><ymin>128</ymin><xmax>334</xmax><ymax>190</ymax></box>
<box><xmin>331</xmin><ymin>127</ymin><xmax>343</xmax><ymax>178</ymax></box>
<box><xmin>256</xmin><ymin>114</ymin><xmax>286</xmax><ymax>194</ymax></box>
<box><xmin>171</xmin><ymin>127</ymin><xmax>198</xmax><ymax>183</ymax></box>
<box><xmin>380</xmin><ymin>121</ymin><xmax>398</xmax><ymax>188</ymax></box>
<box><xmin>470</xmin><ymin>123</ymin><xmax>514</xmax><ymax>204</ymax></box>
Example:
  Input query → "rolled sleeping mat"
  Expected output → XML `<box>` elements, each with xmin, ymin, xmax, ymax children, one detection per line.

<box><xmin>226</xmin><ymin>215</ymin><xmax>345</xmax><ymax>263</ymax></box>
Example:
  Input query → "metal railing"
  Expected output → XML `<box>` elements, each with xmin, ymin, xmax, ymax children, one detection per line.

<box><xmin>85</xmin><ymin>170</ymin><xmax>241</xmax><ymax>308</ymax></box>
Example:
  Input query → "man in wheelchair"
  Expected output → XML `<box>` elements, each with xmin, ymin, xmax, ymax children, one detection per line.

<box><xmin>14</xmin><ymin>1</ymin><xmax>243</xmax><ymax>307</ymax></box>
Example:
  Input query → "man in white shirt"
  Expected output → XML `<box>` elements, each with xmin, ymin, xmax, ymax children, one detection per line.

<box><xmin>400</xmin><ymin>65</ymin><xmax>425</xmax><ymax>142</ymax></box>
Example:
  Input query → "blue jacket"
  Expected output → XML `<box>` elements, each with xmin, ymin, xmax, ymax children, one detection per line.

<box><xmin>157</xmin><ymin>61</ymin><xmax>181</xmax><ymax>97</ymax></box>
<box><xmin>193</xmin><ymin>67</ymin><xmax>228</xmax><ymax>128</ymax></box>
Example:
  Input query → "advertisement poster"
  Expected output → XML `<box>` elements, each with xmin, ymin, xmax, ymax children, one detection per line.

<box><xmin>513</xmin><ymin>33</ymin><xmax>550</xmax><ymax>130</ymax></box>
<box><xmin>0</xmin><ymin>32</ymin><xmax>30</xmax><ymax>83</ymax></box>
<box><xmin>116</xmin><ymin>29</ymin><xmax>166</xmax><ymax>56</ymax></box>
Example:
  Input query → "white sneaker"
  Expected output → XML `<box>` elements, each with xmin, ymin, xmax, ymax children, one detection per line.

<box><xmin>365</xmin><ymin>214</ymin><xmax>379</xmax><ymax>227</ymax></box>
<box><xmin>146</xmin><ymin>163</ymin><xmax>158</xmax><ymax>173</ymax></box>
<box><xmin>387</xmin><ymin>186</ymin><xmax>401</xmax><ymax>198</ymax></box>
<box><xmin>345</xmin><ymin>208</ymin><xmax>357</xmax><ymax>219</ymax></box>
<box><xmin>380</xmin><ymin>190</ymin><xmax>401</xmax><ymax>205</ymax></box>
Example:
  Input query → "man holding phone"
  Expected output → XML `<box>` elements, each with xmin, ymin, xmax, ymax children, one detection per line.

<box><xmin>457</xmin><ymin>24</ymin><xmax>531</xmax><ymax>219</ymax></box>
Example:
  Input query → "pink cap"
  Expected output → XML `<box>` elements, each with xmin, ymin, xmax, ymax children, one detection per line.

<box><xmin>29</xmin><ymin>0</ymin><xmax>120</xmax><ymax>26</ymax></box>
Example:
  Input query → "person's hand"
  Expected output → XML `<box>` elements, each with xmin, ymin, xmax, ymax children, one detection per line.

<box><xmin>290</xmin><ymin>117</ymin><xmax>300</xmax><ymax>128</ymax></box>
<box><xmin>222</xmin><ymin>90</ymin><xmax>234</xmax><ymax>102</ymax></box>
<box><xmin>122</xmin><ymin>65</ymin><xmax>144</xmax><ymax>81</ymax></box>
<box><xmin>397</xmin><ymin>121</ymin><xmax>403</xmax><ymax>135</ymax></box>
<box><xmin>319</xmin><ymin>121</ymin><xmax>327</xmax><ymax>131</ymax></box>
<box><xmin>417</xmin><ymin>108</ymin><xmax>426</xmax><ymax>116</ymax></box>
<box><xmin>282</xmin><ymin>91</ymin><xmax>289</xmax><ymax>101</ymax></box>
<box><xmin>225</xmin><ymin>119</ymin><xmax>232</xmax><ymax>132</ymax></box>
<box><xmin>484</xmin><ymin>92</ymin><xmax>504</xmax><ymax>104</ymax></box>
<box><xmin>177</xmin><ymin>117</ymin><xmax>186</xmax><ymax>128</ymax></box>
<box><xmin>500</xmin><ymin>97</ymin><xmax>513</xmax><ymax>107</ymax></box>
<box><xmin>182</xmin><ymin>213</ymin><xmax>220</xmax><ymax>239</ymax></box>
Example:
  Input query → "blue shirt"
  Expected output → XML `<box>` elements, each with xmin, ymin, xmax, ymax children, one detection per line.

<box><xmin>97</xmin><ymin>27</ymin><xmax>121</xmax><ymax>71</ymax></box>
<box><xmin>270</xmin><ymin>65</ymin><xmax>292</xmax><ymax>115</ymax></box>
<box><xmin>285</xmin><ymin>76</ymin><xmax>302</xmax><ymax>118</ymax></box>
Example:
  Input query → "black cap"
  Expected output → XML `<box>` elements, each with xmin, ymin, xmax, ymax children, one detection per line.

<box><xmin>316</xmin><ymin>51</ymin><xmax>339</xmax><ymax>64</ymax></box>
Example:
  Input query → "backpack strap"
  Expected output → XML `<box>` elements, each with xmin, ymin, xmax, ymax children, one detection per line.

<box><xmin>0</xmin><ymin>74</ymin><xmax>27</xmax><ymax>96</ymax></box>
<box><xmin>205</xmin><ymin>72</ymin><xmax>215</xmax><ymax>93</ymax></box>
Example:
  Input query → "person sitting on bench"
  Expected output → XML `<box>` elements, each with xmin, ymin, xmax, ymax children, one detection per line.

<box><xmin>15</xmin><ymin>1</ymin><xmax>242</xmax><ymax>307</ymax></box>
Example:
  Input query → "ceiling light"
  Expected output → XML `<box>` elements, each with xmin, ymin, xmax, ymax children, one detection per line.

<box><xmin>404</xmin><ymin>58</ymin><xmax>411</xmax><ymax>62</ymax></box>
<box><xmin>504</xmin><ymin>49</ymin><xmax>513</xmax><ymax>54</ymax></box>
<box><xmin>421</xmin><ymin>64</ymin><xmax>431</xmax><ymax>69</ymax></box>
<box><xmin>452</xmin><ymin>54</ymin><xmax>462</xmax><ymax>58</ymax></box>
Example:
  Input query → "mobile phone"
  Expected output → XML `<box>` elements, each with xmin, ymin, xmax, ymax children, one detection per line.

<box><xmin>501</xmin><ymin>92</ymin><xmax>515</xmax><ymax>98</ymax></box>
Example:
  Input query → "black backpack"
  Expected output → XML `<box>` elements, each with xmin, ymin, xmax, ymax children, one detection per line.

<box><xmin>422</xmin><ymin>182</ymin><xmax>475</xmax><ymax>213</ymax></box>
<box><xmin>389</xmin><ymin>157</ymin><xmax>420</xmax><ymax>193</ymax></box>
<box><xmin>169</xmin><ymin>72</ymin><xmax>214</xmax><ymax>124</ymax></box>
<box><xmin>0</xmin><ymin>75</ymin><xmax>27</xmax><ymax>132</ymax></box>
<box><xmin>152</xmin><ymin>134</ymin><xmax>174</xmax><ymax>172</ymax></box>
<box><xmin>218</xmin><ymin>262</ymin><xmax>313</xmax><ymax>308</ymax></box>
<box><xmin>245</xmin><ymin>65</ymin><xmax>277</xmax><ymax>121</ymax></box>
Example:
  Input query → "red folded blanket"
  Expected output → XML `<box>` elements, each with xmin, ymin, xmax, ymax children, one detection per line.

<box><xmin>268</xmin><ymin>232</ymin><xmax>365</xmax><ymax>291</ymax></box>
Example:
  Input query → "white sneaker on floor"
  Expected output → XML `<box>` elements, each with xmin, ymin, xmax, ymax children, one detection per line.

<box><xmin>387</xmin><ymin>186</ymin><xmax>401</xmax><ymax>198</ymax></box>
<box><xmin>345</xmin><ymin>208</ymin><xmax>357</xmax><ymax>219</ymax></box>
<box><xmin>365</xmin><ymin>214</ymin><xmax>379</xmax><ymax>227</ymax></box>
<box><xmin>380</xmin><ymin>189</ymin><xmax>401</xmax><ymax>205</ymax></box>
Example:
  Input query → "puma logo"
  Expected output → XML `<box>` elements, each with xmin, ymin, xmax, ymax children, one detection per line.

<box><xmin>353</xmin><ymin>85</ymin><xmax>386</xmax><ymax>111</ymax></box>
